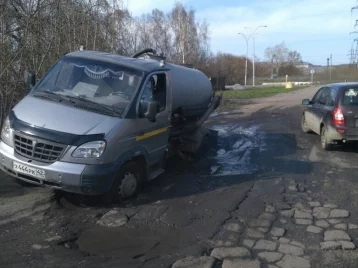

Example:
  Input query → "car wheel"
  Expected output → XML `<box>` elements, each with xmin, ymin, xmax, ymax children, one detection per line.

<box><xmin>320</xmin><ymin>125</ymin><xmax>332</xmax><ymax>150</ymax></box>
<box><xmin>103</xmin><ymin>162</ymin><xmax>144</xmax><ymax>204</ymax></box>
<box><xmin>301</xmin><ymin>115</ymin><xmax>311</xmax><ymax>133</ymax></box>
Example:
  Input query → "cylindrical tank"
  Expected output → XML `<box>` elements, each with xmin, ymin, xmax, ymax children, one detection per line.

<box><xmin>168</xmin><ymin>63</ymin><xmax>214</xmax><ymax>120</ymax></box>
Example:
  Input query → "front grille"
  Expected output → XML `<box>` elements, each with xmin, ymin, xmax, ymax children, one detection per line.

<box><xmin>14</xmin><ymin>132</ymin><xmax>66</xmax><ymax>163</ymax></box>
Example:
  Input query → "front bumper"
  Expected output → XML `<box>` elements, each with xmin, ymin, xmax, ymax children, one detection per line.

<box><xmin>0</xmin><ymin>141</ymin><xmax>115</xmax><ymax>195</ymax></box>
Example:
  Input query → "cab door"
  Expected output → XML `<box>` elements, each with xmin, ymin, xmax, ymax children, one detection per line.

<box><xmin>136</xmin><ymin>72</ymin><xmax>171</xmax><ymax>167</ymax></box>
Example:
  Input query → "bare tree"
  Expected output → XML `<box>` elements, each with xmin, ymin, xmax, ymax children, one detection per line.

<box><xmin>265</xmin><ymin>42</ymin><xmax>302</xmax><ymax>75</ymax></box>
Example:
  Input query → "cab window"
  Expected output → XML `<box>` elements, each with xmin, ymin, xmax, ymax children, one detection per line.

<box><xmin>138</xmin><ymin>73</ymin><xmax>167</xmax><ymax>116</ymax></box>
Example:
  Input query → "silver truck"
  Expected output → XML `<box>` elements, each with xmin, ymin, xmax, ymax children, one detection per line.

<box><xmin>0</xmin><ymin>48</ymin><xmax>221</xmax><ymax>202</ymax></box>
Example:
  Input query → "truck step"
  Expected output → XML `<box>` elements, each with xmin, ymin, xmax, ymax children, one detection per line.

<box><xmin>148</xmin><ymin>168</ymin><xmax>165</xmax><ymax>181</ymax></box>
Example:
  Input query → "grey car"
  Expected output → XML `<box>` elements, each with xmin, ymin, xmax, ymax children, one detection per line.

<box><xmin>301</xmin><ymin>82</ymin><xmax>358</xmax><ymax>150</ymax></box>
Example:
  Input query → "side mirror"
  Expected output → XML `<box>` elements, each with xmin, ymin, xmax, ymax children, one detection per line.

<box><xmin>302</xmin><ymin>99</ymin><xmax>311</xmax><ymax>105</ymax></box>
<box><xmin>27</xmin><ymin>72</ymin><xmax>36</xmax><ymax>92</ymax></box>
<box><xmin>145</xmin><ymin>101</ymin><xmax>159</xmax><ymax>122</ymax></box>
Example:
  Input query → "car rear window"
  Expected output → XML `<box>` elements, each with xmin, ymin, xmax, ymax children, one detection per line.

<box><xmin>343</xmin><ymin>88</ymin><xmax>358</xmax><ymax>106</ymax></box>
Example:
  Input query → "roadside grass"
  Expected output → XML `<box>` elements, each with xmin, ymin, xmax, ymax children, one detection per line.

<box><xmin>218</xmin><ymin>86</ymin><xmax>305</xmax><ymax>99</ymax></box>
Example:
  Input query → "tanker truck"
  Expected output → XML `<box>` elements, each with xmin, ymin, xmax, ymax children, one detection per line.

<box><xmin>0</xmin><ymin>48</ymin><xmax>221</xmax><ymax>202</ymax></box>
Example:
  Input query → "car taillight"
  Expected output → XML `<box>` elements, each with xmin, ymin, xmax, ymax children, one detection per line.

<box><xmin>333</xmin><ymin>108</ymin><xmax>345</xmax><ymax>125</ymax></box>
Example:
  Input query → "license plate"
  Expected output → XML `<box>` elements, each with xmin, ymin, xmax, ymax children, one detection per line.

<box><xmin>13</xmin><ymin>161</ymin><xmax>46</xmax><ymax>179</ymax></box>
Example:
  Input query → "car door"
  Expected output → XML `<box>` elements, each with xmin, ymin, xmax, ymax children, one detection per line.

<box><xmin>305</xmin><ymin>87</ymin><xmax>324</xmax><ymax>133</ymax></box>
<box><xmin>311</xmin><ymin>87</ymin><xmax>331</xmax><ymax>134</ymax></box>
<box><xmin>136</xmin><ymin>72</ymin><xmax>171</xmax><ymax>167</ymax></box>
<box><xmin>324</xmin><ymin>87</ymin><xmax>338</xmax><ymax>124</ymax></box>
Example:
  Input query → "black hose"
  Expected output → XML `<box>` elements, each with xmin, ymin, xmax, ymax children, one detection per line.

<box><xmin>131</xmin><ymin>48</ymin><xmax>157</xmax><ymax>58</ymax></box>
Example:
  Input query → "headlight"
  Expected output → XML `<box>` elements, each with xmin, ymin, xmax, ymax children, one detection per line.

<box><xmin>1</xmin><ymin>116</ymin><xmax>11</xmax><ymax>144</ymax></box>
<box><xmin>72</xmin><ymin>141</ymin><xmax>106</xmax><ymax>158</ymax></box>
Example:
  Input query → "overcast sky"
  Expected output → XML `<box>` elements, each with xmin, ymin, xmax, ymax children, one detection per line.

<box><xmin>126</xmin><ymin>0</ymin><xmax>357</xmax><ymax>65</ymax></box>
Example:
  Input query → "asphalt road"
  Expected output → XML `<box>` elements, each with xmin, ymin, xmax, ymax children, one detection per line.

<box><xmin>1</xmin><ymin>86</ymin><xmax>358</xmax><ymax>268</ymax></box>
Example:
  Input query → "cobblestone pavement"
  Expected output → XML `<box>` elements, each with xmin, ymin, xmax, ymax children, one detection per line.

<box><xmin>172</xmin><ymin>177</ymin><xmax>358</xmax><ymax>268</ymax></box>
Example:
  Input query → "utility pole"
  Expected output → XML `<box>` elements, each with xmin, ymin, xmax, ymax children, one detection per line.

<box><xmin>238</xmin><ymin>33</ymin><xmax>249</xmax><ymax>86</ymax></box>
<box><xmin>330</xmin><ymin>54</ymin><xmax>332</xmax><ymax>82</ymax></box>
<box><xmin>244</xmin><ymin>25</ymin><xmax>267</xmax><ymax>87</ymax></box>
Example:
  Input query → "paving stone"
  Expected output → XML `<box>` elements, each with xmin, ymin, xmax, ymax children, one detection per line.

<box><xmin>253</xmin><ymin>239</ymin><xmax>277</xmax><ymax>251</ymax></box>
<box><xmin>320</xmin><ymin>241</ymin><xmax>342</xmax><ymax>250</ymax></box>
<box><xmin>269</xmin><ymin>265</ymin><xmax>280</xmax><ymax>268</ymax></box>
<box><xmin>315</xmin><ymin>219</ymin><xmax>330</xmax><ymax>228</ymax></box>
<box><xmin>306</xmin><ymin>225</ymin><xmax>323</xmax><ymax>234</ymax></box>
<box><xmin>290</xmin><ymin>240</ymin><xmax>305</xmax><ymax>249</ymax></box>
<box><xmin>308</xmin><ymin>201</ymin><xmax>321</xmax><ymax>207</ymax></box>
<box><xmin>349</xmin><ymin>223</ymin><xmax>358</xmax><ymax>230</ymax></box>
<box><xmin>96</xmin><ymin>210</ymin><xmax>128</xmax><ymax>227</ymax></box>
<box><xmin>245</xmin><ymin>228</ymin><xmax>265</xmax><ymax>239</ymax></box>
<box><xmin>307</xmin><ymin>197</ymin><xmax>313</xmax><ymax>201</ymax></box>
<box><xmin>295</xmin><ymin>219</ymin><xmax>313</xmax><ymax>225</ymax></box>
<box><xmin>329</xmin><ymin>209</ymin><xmax>350</xmax><ymax>218</ymax></box>
<box><xmin>223</xmin><ymin>223</ymin><xmax>242</xmax><ymax>232</ymax></box>
<box><xmin>172</xmin><ymin>256</ymin><xmax>216</xmax><ymax>268</ymax></box>
<box><xmin>44</xmin><ymin>236</ymin><xmax>62</xmax><ymax>242</ymax></box>
<box><xmin>279</xmin><ymin>237</ymin><xmax>291</xmax><ymax>244</ymax></box>
<box><xmin>258</xmin><ymin>252</ymin><xmax>283</xmax><ymax>263</ymax></box>
<box><xmin>280</xmin><ymin>210</ymin><xmax>294</xmax><ymax>218</ymax></box>
<box><xmin>313</xmin><ymin>207</ymin><xmax>330</xmax><ymax>219</ymax></box>
<box><xmin>293</xmin><ymin>203</ymin><xmax>306</xmax><ymax>210</ymax></box>
<box><xmin>324</xmin><ymin>204</ymin><xmax>337</xmax><ymax>209</ymax></box>
<box><xmin>294</xmin><ymin>210</ymin><xmax>313</xmax><ymax>219</ymax></box>
<box><xmin>328</xmin><ymin>219</ymin><xmax>341</xmax><ymax>224</ymax></box>
<box><xmin>288</xmin><ymin>185</ymin><xmax>298</xmax><ymax>191</ymax></box>
<box><xmin>278</xmin><ymin>244</ymin><xmax>304</xmax><ymax>256</ymax></box>
<box><xmin>324</xmin><ymin>230</ymin><xmax>351</xmax><ymax>241</ymax></box>
<box><xmin>243</xmin><ymin>239</ymin><xmax>255</xmax><ymax>249</ymax></box>
<box><xmin>222</xmin><ymin>259</ymin><xmax>261</xmax><ymax>268</ymax></box>
<box><xmin>276</xmin><ymin>255</ymin><xmax>311</xmax><ymax>268</ymax></box>
<box><xmin>271</xmin><ymin>227</ymin><xmax>285</xmax><ymax>237</ymax></box>
<box><xmin>266</xmin><ymin>204</ymin><xmax>277</xmax><ymax>213</ymax></box>
<box><xmin>338</xmin><ymin>240</ymin><xmax>356</xmax><ymax>250</ymax></box>
<box><xmin>258</xmin><ymin>213</ymin><xmax>277</xmax><ymax>222</ymax></box>
<box><xmin>207</xmin><ymin>239</ymin><xmax>237</xmax><ymax>247</ymax></box>
<box><xmin>276</xmin><ymin>203</ymin><xmax>292</xmax><ymax>210</ymax></box>
<box><xmin>307</xmin><ymin>190</ymin><xmax>313</xmax><ymax>194</ymax></box>
<box><xmin>257</xmin><ymin>227</ymin><xmax>270</xmax><ymax>233</ymax></box>
<box><xmin>280</xmin><ymin>219</ymin><xmax>288</xmax><ymax>224</ymax></box>
<box><xmin>250</xmin><ymin>219</ymin><xmax>272</xmax><ymax>228</ymax></box>
<box><xmin>272</xmin><ymin>237</ymin><xmax>278</xmax><ymax>241</ymax></box>
<box><xmin>210</xmin><ymin>247</ymin><xmax>251</xmax><ymax>260</ymax></box>
<box><xmin>32</xmin><ymin>244</ymin><xmax>43</xmax><ymax>250</ymax></box>
<box><xmin>334</xmin><ymin>223</ymin><xmax>348</xmax><ymax>230</ymax></box>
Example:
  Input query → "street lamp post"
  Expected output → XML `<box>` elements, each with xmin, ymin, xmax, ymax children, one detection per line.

<box><xmin>238</xmin><ymin>33</ymin><xmax>249</xmax><ymax>86</ymax></box>
<box><xmin>246</xmin><ymin>25</ymin><xmax>267</xmax><ymax>87</ymax></box>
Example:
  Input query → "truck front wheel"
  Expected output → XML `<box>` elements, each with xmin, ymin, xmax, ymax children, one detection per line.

<box><xmin>103</xmin><ymin>162</ymin><xmax>144</xmax><ymax>204</ymax></box>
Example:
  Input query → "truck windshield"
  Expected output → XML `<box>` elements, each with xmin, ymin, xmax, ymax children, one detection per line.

<box><xmin>31</xmin><ymin>57</ymin><xmax>144</xmax><ymax>116</ymax></box>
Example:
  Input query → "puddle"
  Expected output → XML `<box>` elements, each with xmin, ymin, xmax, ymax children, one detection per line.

<box><xmin>203</xmin><ymin>124</ymin><xmax>266</xmax><ymax>176</ymax></box>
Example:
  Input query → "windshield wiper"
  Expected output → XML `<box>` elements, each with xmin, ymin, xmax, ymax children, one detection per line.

<box><xmin>34</xmin><ymin>90</ymin><xmax>74</xmax><ymax>103</ymax></box>
<box><xmin>65</xmin><ymin>95</ymin><xmax>122</xmax><ymax>116</ymax></box>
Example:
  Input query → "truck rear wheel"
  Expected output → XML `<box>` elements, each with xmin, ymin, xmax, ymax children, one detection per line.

<box><xmin>103</xmin><ymin>162</ymin><xmax>144</xmax><ymax>204</ymax></box>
